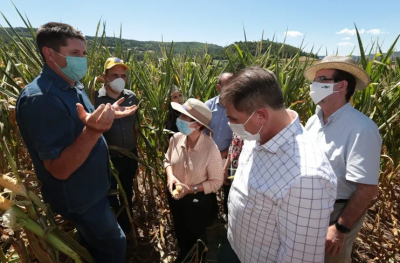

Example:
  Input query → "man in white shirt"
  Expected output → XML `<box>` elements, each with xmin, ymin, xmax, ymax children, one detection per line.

<box><xmin>219</xmin><ymin>67</ymin><xmax>337</xmax><ymax>263</ymax></box>
<box><xmin>304</xmin><ymin>56</ymin><xmax>382</xmax><ymax>263</ymax></box>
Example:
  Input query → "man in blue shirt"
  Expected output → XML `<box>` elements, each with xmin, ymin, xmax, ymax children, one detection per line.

<box><xmin>205</xmin><ymin>72</ymin><xmax>233</xmax><ymax>224</ymax></box>
<box><xmin>16</xmin><ymin>22</ymin><xmax>137</xmax><ymax>263</ymax></box>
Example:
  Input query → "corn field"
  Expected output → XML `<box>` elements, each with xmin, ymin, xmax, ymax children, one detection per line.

<box><xmin>0</xmin><ymin>7</ymin><xmax>399</xmax><ymax>263</ymax></box>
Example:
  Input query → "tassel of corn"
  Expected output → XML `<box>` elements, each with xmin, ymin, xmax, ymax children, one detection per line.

<box><xmin>0</xmin><ymin>196</ymin><xmax>12</xmax><ymax>211</ymax></box>
<box><xmin>0</xmin><ymin>173</ymin><xmax>27</xmax><ymax>197</ymax></box>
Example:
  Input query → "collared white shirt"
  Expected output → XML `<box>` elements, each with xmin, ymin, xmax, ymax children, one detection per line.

<box><xmin>228</xmin><ymin>110</ymin><xmax>337</xmax><ymax>263</ymax></box>
<box><xmin>305</xmin><ymin>103</ymin><xmax>382</xmax><ymax>199</ymax></box>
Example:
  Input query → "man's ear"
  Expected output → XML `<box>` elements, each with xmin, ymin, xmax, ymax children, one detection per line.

<box><xmin>42</xmin><ymin>47</ymin><xmax>54</xmax><ymax>63</ymax></box>
<box><xmin>216</xmin><ymin>84</ymin><xmax>221</xmax><ymax>92</ymax></box>
<box><xmin>337</xmin><ymin>80</ymin><xmax>348</xmax><ymax>93</ymax></box>
<box><xmin>256</xmin><ymin>108</ymin><xmax>269</xmax><ymax>125</ymax></box>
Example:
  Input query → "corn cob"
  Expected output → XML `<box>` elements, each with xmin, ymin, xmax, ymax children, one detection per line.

<box><xmin>0</xmin><ymin>195</ymin><xmax>12</xmax><ymax>211</ymax></box>
<box><xmin>172</xmin><ymin>185</ymin><xmax>182</xmax><ymax>199</ymax></box>
<box><xmin>0</xmin><ymin>173</ymin><xmax>27</xmax><ymax>197</ymax></box>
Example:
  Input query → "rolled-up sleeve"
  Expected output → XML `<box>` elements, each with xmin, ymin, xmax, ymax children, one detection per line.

<box><xmin>18</xmin><ymin>95</ymin><xmax>75</xmax><ymax>160</ymax></box>
<box><xmin>202</xmin><ymin>143</ymin><xmax>224</xmax><ymax>194</ymax></box>
<box><xmin>346</xmin><ymin>126</ymin><xmax>382</xmax><ymax>185</ymax></box>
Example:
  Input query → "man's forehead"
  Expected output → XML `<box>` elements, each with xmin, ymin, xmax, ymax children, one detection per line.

<box><xmin>63</xmin><ymin>38</ymin><xmax>86</xmax><ymax>48</ymax></box>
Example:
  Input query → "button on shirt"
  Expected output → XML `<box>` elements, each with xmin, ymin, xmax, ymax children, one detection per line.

<box><xmin>305</xmin><ymin>103</ymin><xmax>382</xmax><ymax>199</ymax></box>
<box><xmin>228</xmin><ymin>110</ymin><xmax>337</xmax><ymax>263</ymax></box>
<box><xmin>163</xmin><ymin>132</ymin><xmax>224</xmax><ymax>194</ymax></box>
<box><xmin>16</xmin><ymin>65</ymin><xmax>110</xmax><ymax>214</ymax></box>
<box><xmin>205</xmin><ymin>95</ymin><xmax>232</xmax><ymax>151</ymax></box>
<box><xmin>94</xmin><ymin>86</ymin><xmax>137</xmax><ymax>157</ymax></box>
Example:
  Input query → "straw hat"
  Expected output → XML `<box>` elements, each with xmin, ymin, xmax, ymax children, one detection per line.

<box><xmin>171</xmin><ymin>98</ymin><xmax>212</xmax><ymax>132</ymax></box>
<box><xmin>304</xmin><ymin>55</ymin><xmax>370</xmax><ymax>90</ymax></box>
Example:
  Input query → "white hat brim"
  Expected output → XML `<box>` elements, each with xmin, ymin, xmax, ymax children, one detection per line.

<box><xmin>171</xmin><ymin>102</ymin><xmax>212</xmax><ymax>132</ymax></box>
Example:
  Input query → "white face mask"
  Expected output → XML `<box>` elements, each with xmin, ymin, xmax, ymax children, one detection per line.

<box><xmin>228</xmin><ymin>111</ymin><xmax>263</xmax><ymax>141</ymax></box>
<box><xmin>108</xmin><ymin>78</ymin><xmax>125</xmax><ymax>93</ymax></box>
<box><xmin>309</xmin><ymin>82</ymin><xmax>339</xmax><ymax>104</ymax></box>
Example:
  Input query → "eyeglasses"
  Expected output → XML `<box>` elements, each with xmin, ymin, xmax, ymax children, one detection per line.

<box><xmin>313</xmin><ymin>76</ymin><xmax>336</xmax><ymax>83</ymax></box>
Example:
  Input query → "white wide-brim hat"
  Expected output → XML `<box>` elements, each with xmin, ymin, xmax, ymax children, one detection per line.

<box><xmin>171</xmin><ymin>98</ymin><xmax>212</xmax><ymax>132</ymax></box>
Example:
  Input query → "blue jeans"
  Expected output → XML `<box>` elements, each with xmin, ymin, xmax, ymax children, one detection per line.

<box><xmin>62</xmin><ymin>196</ymin><xmax>126</xmax><ymax>263</ymax></box>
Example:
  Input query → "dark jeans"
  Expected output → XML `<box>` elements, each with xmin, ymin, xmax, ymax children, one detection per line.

<box><xmin>223</xmin><ymin>184</ymin><xmax>231</xmax><ymax>216</ymax></box>
<box><xmin>223</xmin><ymin>169</ymin><xmax>235</xmax><ymax>217</ymax></box>
<box><xmin>109</xmin><ymin>149</ymin><xmax>138</xmax><ymax>234</ymax></box>
<box><xmin>168</xmin><ymin>190</ymin><xmax>210</xmax><ymax>263</ymax></box>
<box><xmin>62</xmin><ymin>196</ymin><xmax>126</xmax><ymax>263</ymax></box>
<box><xmin>208</xmin><ymin>192</ymin><xmax>219</xmax><ymax>225</ymax></box>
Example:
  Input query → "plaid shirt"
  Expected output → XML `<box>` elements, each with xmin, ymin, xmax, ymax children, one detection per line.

<box><xmin>227</xmin><ymin>110</ymin><xmax>337</xmax><ymax>263</ymax></box>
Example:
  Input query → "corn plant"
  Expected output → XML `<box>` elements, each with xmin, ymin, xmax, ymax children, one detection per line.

<box><xmin>0</xmin><ymin>6</ymin><xmax>399</xmax><ymax>263</ymax></box>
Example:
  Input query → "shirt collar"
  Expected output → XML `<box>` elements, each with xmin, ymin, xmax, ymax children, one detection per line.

<box><xmin>97</xmin><ymin>85</ymin><xmax>125</xmax><ymax>99</ymax></box>
<box><xmin>180</xmin><ymin>132</ymin><xmax>206</xmax><ymax>152</ymax></box>
<box><xmin>98</xmin><ymin>86</ymin><xmax>107</xmax><ymax>97</ymax></box>
<box><xmin>259</xmin><ymin>109</ymin><xmax>301</xmax><ymax>153</ymax></box>
<box><xmin>316</xmin><ymin>102</ymin><xmax>352</xmax><ymax>126</ymax></box>
<box><xmin>42</xmin><ymin>64</ymin><xmax>83</xmax><ymax>91</ymax></box>
<box><xmin>215</xmin><ymin>95</ymin><xmax>226</xmax><ymax>109</ymax></box>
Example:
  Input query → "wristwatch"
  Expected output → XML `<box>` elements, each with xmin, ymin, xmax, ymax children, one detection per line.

<box><xmin>335</xmin><ymin>221</ymin><xmax>350</xmax><ymax>233</ymax></box>
<box><xmin>193</xmin><ymin>185</ymin><xmax>198</xmax><ymax>194</ymax></box>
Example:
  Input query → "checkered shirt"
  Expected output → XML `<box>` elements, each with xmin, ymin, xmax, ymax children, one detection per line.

<box><xmin>227</xmin><ymin>110</ymin><xmax>337</xmax><ymax>263</ymax></box>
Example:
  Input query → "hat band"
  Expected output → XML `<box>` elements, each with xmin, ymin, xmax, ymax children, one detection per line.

<box><xmin>182</xmin><ymin>104</ymin><xmax>210</xmax><ymax>126</ymax></box>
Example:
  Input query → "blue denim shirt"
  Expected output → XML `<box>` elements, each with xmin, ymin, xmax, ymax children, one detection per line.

<box><xmin>205</xmin><ymin>95</ymin><xmax>232</xmax><ymax>151</ymax></box>
<box><xmin>16</xmin><ymin>65</ymin><xmax>110</xmax><ymax>214</ymax></box>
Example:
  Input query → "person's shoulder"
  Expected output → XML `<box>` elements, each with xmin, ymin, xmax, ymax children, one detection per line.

<box><xmin>19</xmin><ymin>74</ymin><xmax>49</xmax><ymax>98</ymax></box>
<box><xmin>205</xmin><ymin>96</ymin><xmax>217</xmax><ymax>107</ymax></box>
<box><xmin>305</xmin><ymin>113</ymin><xmax>319</xmax><ymax>129</ymax></box>
<box><xmin>202</xmin><ymin>132</ymin><xmax>223</xmax><ymax>150</ymax></box>
<box><xmin>17</xmin><ymin>74</ymin><xmax>59</xmax><ymax>111</ymax></box>
<box><xmin>347</xmin><ymin>107</ymin><xmax>379</xmax><ymax>130</ymax></box>
<box><xmin>171</xmin><ymin>132</ymin><xmax>184</xmax><ymax>140</ymax></box>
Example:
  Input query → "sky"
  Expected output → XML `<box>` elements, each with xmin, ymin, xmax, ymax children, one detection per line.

<box><xmin>1</xmin><ymin>0</ymin><xmax>399</xmax><ymax>56</ymax></box>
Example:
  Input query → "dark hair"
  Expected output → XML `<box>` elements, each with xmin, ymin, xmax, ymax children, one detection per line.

<box><xmin>36</xmin><ymin>22</ymin><xmax>85</xmax><ymax>61</ymax></box>
<box><xmin>220</xmin><ymin>67</ymin><xmax>284</xmax><ymax>114</ymax></box>
<box><xmin>333</xmin><ymin>69</ymin><xmax>356</xmax><ymax>101</ymax></box>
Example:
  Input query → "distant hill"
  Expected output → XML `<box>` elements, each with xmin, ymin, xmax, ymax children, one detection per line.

<box><xmin>0</xmin><ymin>27</ymin><xmax>318</xmax><ymax>60</ymax></box>
<box><xmin>319</xmin><ymin>51</ymin><xmax>400</xmax><ymax>61</ymax></box>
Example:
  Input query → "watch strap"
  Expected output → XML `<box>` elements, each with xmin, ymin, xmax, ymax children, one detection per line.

<box><xmin>335</xmin><ymin>221</ymin><xmax>350</xmax><ymax>233</ymax></box>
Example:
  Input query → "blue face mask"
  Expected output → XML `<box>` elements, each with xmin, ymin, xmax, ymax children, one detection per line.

<box><xmin>176</xmin><ymin>118</ymin><xmax>196</xmax><ymax>135</ymax></box>
<box><xmin>53</xmin><ymin>50</ymin><xmax>88</xmax><ymax>82</ymax></box>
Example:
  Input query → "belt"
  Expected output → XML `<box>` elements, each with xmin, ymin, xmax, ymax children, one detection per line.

<box><xmin>335</xmin><ymin>199</ymin><xmax>349</xmax><ymax>203</ymax></box>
